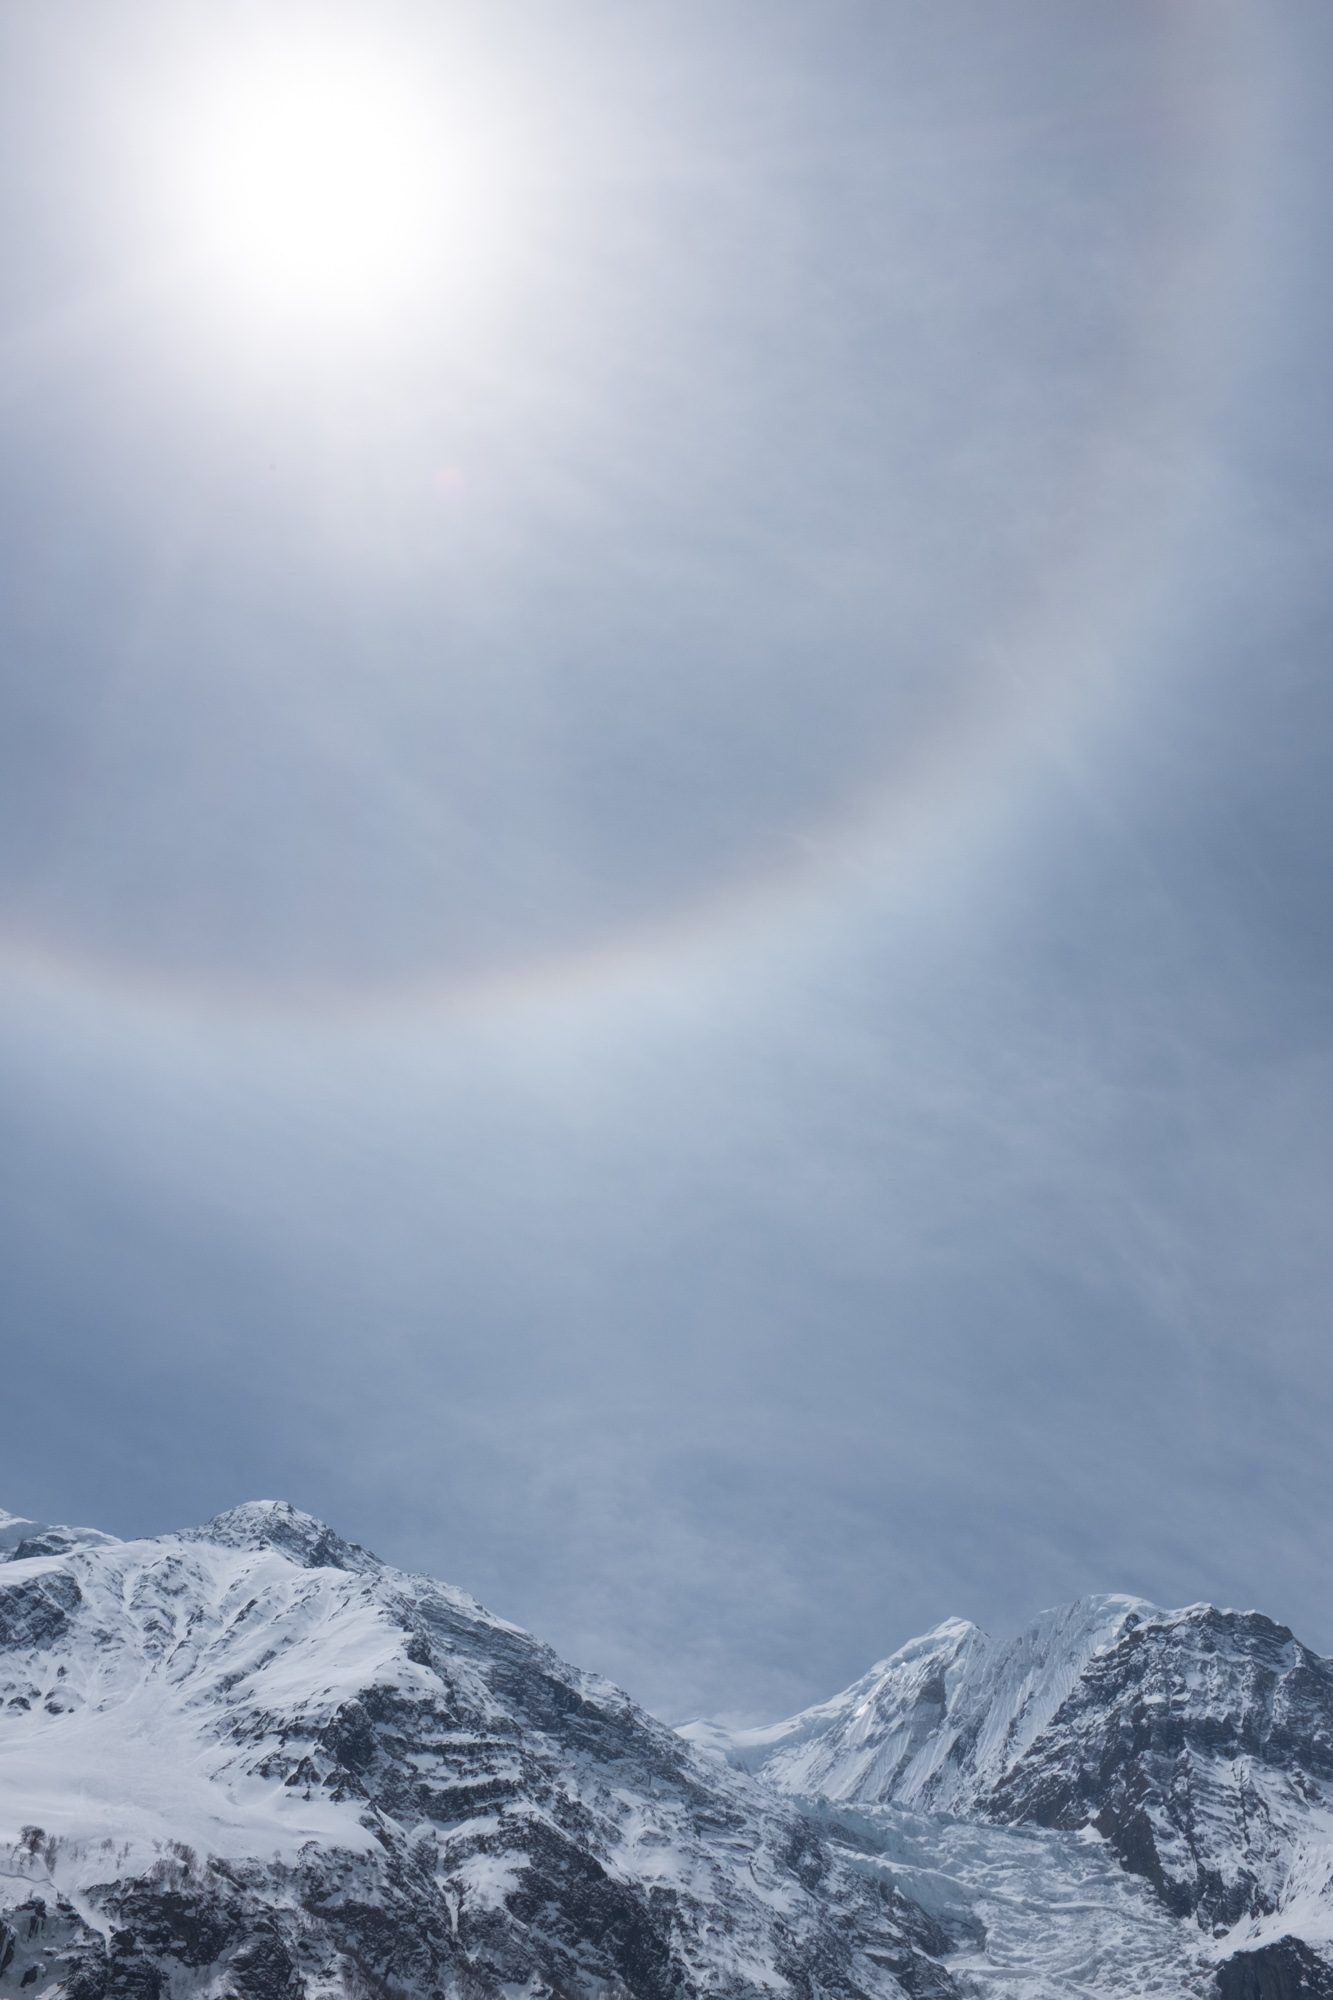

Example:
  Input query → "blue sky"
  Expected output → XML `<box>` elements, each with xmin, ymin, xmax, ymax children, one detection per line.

<box><xmin>2</xmin><ymin>1</ymin><xmax>1331</xmax><ymax>1721</ymax></box>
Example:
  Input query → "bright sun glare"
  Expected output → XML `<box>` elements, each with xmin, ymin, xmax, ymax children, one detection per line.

<box><xmin>172</xmin><ymin>39</ymin><xmax>506</xmax><ymax>332</ymax></box>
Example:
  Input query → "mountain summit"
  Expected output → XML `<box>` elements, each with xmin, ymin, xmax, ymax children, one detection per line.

<box><xmin>686</xmin><ymin>1594</ymin><xmax>1156</xmax><ymax>1813</ymax></box>
<box><xmin>689</xmin><ymin>1594</ymin><xmax>1333</xmax><ymax>1998</ymax></box>
<box><xmin>0</xmin><ymin>1502</ymin><xmax>953</xmax><ymax>2000</ymax></box>
<box><xmin>3</xmin><ymin>1505</ymin><xmax>1333</xmax><ymax>1999</ymax></box>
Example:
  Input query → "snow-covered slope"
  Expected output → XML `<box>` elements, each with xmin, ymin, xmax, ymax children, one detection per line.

<box><xmin>0</xmin><ymin>1511</ymin><xmax>117</xmax><ymax>1563</ymax></box>
<box><xmin>8</xmin><ymin>1506</ymin><xmax>1333</xmax><ymax>2000</ymax></box>
<box><xmin>0</xmin><ymin>1501</ymin><xmax>954</xmax><ymax>2000</ymax></box>
<box><xmin>686</xmin><ymin>1596</ymin><xmax>1152</xmax><ymax>1815</ymax></box>
<box><xmin>689</xmin><ymin>1598</ymin><xmax>1333</xmax><ymax>2000</ymax></box>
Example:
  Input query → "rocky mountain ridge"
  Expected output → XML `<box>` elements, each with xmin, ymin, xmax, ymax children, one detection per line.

<box><xmin>688</xmin><ymin>1593</ymin><xmax>1333</xmax><ymax>1998</ymax></box>
<box><xmin>0</xmin><ymin>1503</ymin><xmax>953</xmax><ymax>2000</ymax></box>
<box><xmin>4</xmin><ymin>1504</ymin><xmax>1333</xmax><ymax>1999</ymax></box>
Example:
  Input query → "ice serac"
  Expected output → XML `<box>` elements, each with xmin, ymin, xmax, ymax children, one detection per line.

<box><xmin>698</xmin><ymin>1596</ymin><xmax>1333</xmax><ymax>2000</ymax></box>
<box><xmin>0</xmin><ymin>1501</ymin><xmax>956</xmax><ymax>2000</ymax></box>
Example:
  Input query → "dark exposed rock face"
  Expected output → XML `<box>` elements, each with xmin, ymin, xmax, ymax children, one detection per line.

<box><xmin>988</xmin><ymin>1609</ymin><xmax>1333</xmax><ymax>1929</ymax></box>
<box><xmin>1214</xmin><ymin>1937</ymin><xmax>1333</xmax><ymax>2000</ymax></box>
<box><xmin>227</xmin><ymin>1925</ymin><xmax>304</xmax><ymax>2000</ymax></box>
<box><xmin>0</xmin><ymin>1571</ymin><xmax>81</xmax><ymax>1651</ymax></box>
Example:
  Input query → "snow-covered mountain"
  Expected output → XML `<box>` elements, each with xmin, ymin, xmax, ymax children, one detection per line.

<box><xmin>5</xmin><ymin>1504</ymin><xmax>1333</xmax><ymax>2000</ymax></box>
<box><xmin>0</xmin><ymin>1502</ymin><xmax>954</xmax><ymax>2000</ymax></box>
<box><xmin>0</xmin><ymin>1511</ymin><xmax>117</xmax><ymax>1563</ymax></box>
<box><xmin>686</xmin><ymin>1597</ymin><xmax>1333</xmax><ymax>1999</ymax></box>
<box><xmin>685</xmin><ymin>1596</ymin><xmax>1153</xmax><ymax>1815</ymax></box>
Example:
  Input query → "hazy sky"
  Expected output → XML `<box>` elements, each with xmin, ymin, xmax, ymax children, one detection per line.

<box><xmin>2</xmin><ymin>1</ymin><xmax>1331</xmax><ymax>1722</ymax></box>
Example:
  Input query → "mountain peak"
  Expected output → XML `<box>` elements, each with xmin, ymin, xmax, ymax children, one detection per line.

<box><xmin>0</xmin><ymin>1498</ymin><xmax>954</xmax><ymax>2000</ymax></box>
<box><xmin>917</xmin><ymin>1615</ymin><xmax>984</xmax><ymax>1648</ymax></box>
<box><xmin>187</xmin><ymin>1498</ymin><xmax>381</xmax><ymax>1572</ymax></box>
<box><xmin>708</xmin><ymin>1592</ymin><xmax>1165</xmax><ymax>1816</ymax></box>
<box><xmin>0</xmin><ymin>1507</ymin><xmax>120</xmax><ymax>1562</ymax></box>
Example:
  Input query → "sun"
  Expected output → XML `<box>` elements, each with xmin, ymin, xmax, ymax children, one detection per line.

<box><xmin>167</xmin><ymin>33</ymin><xmax>507</xmax><ymax>335</ymax></box>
